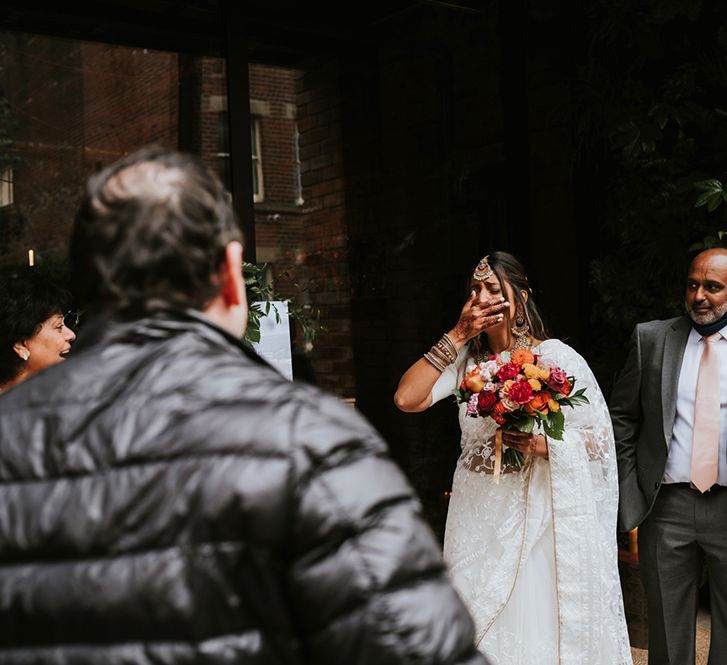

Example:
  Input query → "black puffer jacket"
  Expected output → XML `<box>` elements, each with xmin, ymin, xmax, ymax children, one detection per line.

<box><xmin>0</xmin><ymin>311</ymin><xmax>488</xmax><ymax>665</ymax></box>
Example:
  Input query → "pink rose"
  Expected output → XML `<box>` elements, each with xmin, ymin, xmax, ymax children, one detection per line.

<box><xmin>466</xmin><ymin>393</ymin><xmax>480</xmax><ymax>417</ymax></box>
<box><xmin>547</xmin><ymin>367</ymin><xmax>569</xmax><ymax>393</ymax></box>
<box><xmin>506</xmin><ymin>381</ymin><xmax>534</xmax><ymax>405</ymax></box>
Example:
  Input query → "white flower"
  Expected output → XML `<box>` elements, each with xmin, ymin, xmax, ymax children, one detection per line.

<box><xmin>481</xmin><ymin>360</ymin><xmax>499</xmax><ymax>380</ymax></box>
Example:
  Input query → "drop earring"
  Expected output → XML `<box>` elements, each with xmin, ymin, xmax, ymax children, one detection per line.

<box><xmin>511</xmin><ymin>305</ymin><xmax>531</xmax><ymax>350</ymax></box>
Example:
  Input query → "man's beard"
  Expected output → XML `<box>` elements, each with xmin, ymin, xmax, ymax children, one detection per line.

<box><xmin>686</xmin><ymin>299</ymin><xmax>727</xmax><ymax>325</ymax></box>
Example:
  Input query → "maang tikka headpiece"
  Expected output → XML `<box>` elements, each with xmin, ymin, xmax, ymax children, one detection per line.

<box><xmin>473</xmin><ymin>255</ymin><xmax>493</xmax><ymax>281</ymax></box>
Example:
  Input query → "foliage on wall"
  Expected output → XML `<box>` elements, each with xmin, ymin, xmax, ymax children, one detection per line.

<box><xmin>243</xmin><ymin>261</ymin><xmax>323</xmax><ymax>345</ymax></box>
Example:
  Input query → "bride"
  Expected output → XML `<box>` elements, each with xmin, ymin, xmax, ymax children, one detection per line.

<box><xmin>394</xmin><ymin>251</ymin><xmax>632</xmax><ymax>665</ymax></box>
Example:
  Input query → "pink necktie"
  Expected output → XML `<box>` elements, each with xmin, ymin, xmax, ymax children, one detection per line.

<box><xmin>691</xmin><ymin>333</ymin><xmax>722</xmax><ymax>492</ymax></box>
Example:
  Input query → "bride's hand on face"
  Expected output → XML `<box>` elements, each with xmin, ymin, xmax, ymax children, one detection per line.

<box><xmin>450</xmin><ymin>289</ymin><xmax>509</xmax><ymax>343</ymax></box>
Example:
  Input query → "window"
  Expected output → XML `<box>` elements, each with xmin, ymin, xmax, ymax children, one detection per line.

<box><xmin>0</xmin><ymin>166</ymin><xmax>13</xmax><ymax>207</ymax></box>
<box><xmin>216</xmin><ymin>111</ymin><xmax>231</xmax><ymax>191</ymax></box>
<box><xmin>251</xmin><ymin>117</ymin><xmax>264</xmax><ymax>202</ymax></box>
<box><xmin>215</xmin><ymin>112</ymin><xmax>264</xmax><ymax>204</ymax></box>
<box><xmin>250</xmin><ymin>116</ymin><xmax>265</xmax><ymax>203</ymax></box>
<box><xmin>294</xmin><ymin>125</ymin><xmax>304</xmax><ymax>206</ymax></box>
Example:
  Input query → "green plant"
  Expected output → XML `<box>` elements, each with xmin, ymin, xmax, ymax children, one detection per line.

<box><xmin>576</xmin><ymin>0</ymin><xmax>727</xmax><ymax>389</ymax></box>
<box><xmin>243</xmin><ymin>261</ymin><xmax>323</xmax><ymax>345</ymax></box>
<box><xmin>690</xmin><ymin>177</ymin><xmax>727</xmax><ymax>251</ymax></box>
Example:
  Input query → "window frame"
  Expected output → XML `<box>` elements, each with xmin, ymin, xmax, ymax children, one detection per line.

<box><xmin>0</xmin><ymin>166</ymin><xmax>14</xmax><ymax>208</ymax></box>
<box><xmin>251</xmin><ymin>116</ymin><xmax>264</xmax><ymax>203</ymax></box>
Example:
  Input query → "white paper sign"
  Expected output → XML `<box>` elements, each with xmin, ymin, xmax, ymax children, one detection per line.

<box><xmin>250</xmin><ymin>300</ymin><xmax>293</xmax><ymax>380</ymax></box>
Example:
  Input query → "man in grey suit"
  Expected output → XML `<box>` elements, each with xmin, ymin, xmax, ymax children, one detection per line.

<box><xmin>611</xmin><ymin>247</ymin><xmax>727</xmax><ymax>665</ymax></box>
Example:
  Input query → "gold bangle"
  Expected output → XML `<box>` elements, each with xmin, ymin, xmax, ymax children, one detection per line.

<box><xmin>429</xmin><ymin>345</ymin><xmax>451</xmax><ymax>366</ymax></box>
<box><xmin>442</xmin><ymin>332</ymin><xmax>457</xmax><ymax>358</ymax></box>
<box><xmin>433</xmin><ymin>336</ymin><xmax>457</xmax><ymax>365</ymax></box>
<box><xmin>424</xmin><ymin>332</ymin><xmax>460</xmax><ymax>372</ymax></box>
<box><xmin>423</xmin><ymin>351</ymin><xmax>447</xmax><ymax>372</ymax></box>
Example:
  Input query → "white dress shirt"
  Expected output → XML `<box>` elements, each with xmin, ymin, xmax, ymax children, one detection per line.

<box><xmin>664</xmin><ymin>325</ymin><xmax>727</xmax><ymax>484</ymax></box>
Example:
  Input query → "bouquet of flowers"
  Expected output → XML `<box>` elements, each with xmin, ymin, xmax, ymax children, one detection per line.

<box><xmin>453</xmin><ymin>347</ymin><xmax>589</xmax><ymax>469</ymax></box>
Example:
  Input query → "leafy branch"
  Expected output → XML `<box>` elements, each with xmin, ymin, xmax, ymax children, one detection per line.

<box><xmin>694</xmin><ymin>178</ymin><xmax>727</xmax><ymax>213</ymax></box>
<box><xmin>243</xmin><ymin>261</ymin><xmax>324</xmax><ymax>345</ymax></box>
<box><xmin>690</xmin><ymin>177</ymin><xmax>727</xmax><ymax>251</ymax></box>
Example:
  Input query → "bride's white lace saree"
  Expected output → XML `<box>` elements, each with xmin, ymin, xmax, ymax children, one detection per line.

<box><xmin>432</xmin><ymin>339</ymin><xmax>632</xmax><ymax>665</ymax></box>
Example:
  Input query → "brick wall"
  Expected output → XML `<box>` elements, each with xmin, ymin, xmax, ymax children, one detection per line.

<box><xmin>0</xmin><ymin>35</ymin><xmax>85</xmax><ymax>263</ymax></box>
<box><xmin>0</xmin><ymin>35</ymin><xmax>178</xmax><ymax>266</ymax></box>
<box><xmin>249</xmin><ymin>64</ymin><xmax>300</xmax><ymax>205</ymax></box>
<box><xmin>295</xmin><ymin>61</ymin><xmax>355</xmax><ymax>397</ymax></box>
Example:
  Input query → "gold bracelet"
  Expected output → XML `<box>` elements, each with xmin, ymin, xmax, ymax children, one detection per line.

<box><xmin>423</xmin><ymin>351</ymin><xmax>448</xmax><ymax>372</ymax></box>
<box><xmin>429</xmin><ymin>345</ymin><xmax>451</xmax><ymax>366</ymax></box>
<box><xmin>442</xmin><ymin>332</ymin><xmax>457</xmax><ymax>358</ymax></box>
<box><xmin>432</xmin><ymin>336</ymin><xmax>457</xmax><ymax>365</ymax></box>
<box><xmin>424</xmin><ymin>332</ymin><xmax>459</xmax><ymax>372</ymax></box>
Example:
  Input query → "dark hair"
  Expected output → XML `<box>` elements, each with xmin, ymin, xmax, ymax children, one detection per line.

<box><xmin>69</xmin><ymin>145</ymin><xmax>242</xmax><ymax>312</ymax></box>
<box><xmin>471</xmin><ymin>251</ymin><xmax>549</xmax><ymax>352</ymax></box>
<box><xmin>0</xmin><ymin>268</ymin><xmax>71</xmax><ymax>386</ymax></box>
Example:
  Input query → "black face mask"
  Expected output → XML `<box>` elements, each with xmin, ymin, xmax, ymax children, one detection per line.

<box><xmin>689</xmin><ymin>308</ymin><xmax>727</xmax><ymax>337</ymax></box>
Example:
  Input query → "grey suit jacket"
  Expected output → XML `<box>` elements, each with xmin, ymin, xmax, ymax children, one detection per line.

<box><xmin>609</xmin><ymin>316</ymin><xmax>691</xmax><ymax>532</ymax></box>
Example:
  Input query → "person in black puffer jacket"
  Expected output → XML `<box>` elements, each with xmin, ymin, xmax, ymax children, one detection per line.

<box><xmin>0</xmin><ymin>146</ymin><xmax>490</xmax><ymax>665</ymax></box>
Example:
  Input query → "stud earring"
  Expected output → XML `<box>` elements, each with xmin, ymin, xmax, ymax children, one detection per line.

<box><xmin>21</xmin><ymin>351</ymin><xmax>29</xmax><ymax>361</ymax></box>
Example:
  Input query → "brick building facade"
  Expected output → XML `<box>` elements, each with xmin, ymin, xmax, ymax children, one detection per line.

<box><xmin>0</xmin><ymin>8</ymin><xmax>586</xmax><ymax>538</ymax></box>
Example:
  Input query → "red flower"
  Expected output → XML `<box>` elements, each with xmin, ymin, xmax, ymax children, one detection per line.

<box><xmin>507</xmin><ymin>381</ymin><xmax>534</xmax><ymax>405</ymax></box>
<box><xmin>477</xmin><ymin>391</ymin><xmax>498</xmax><ymax>413</ymax></box>
<box><xmin>496</xmin><ymin>362</ymin><xmax>521</xmax><ymax>382</ymax></box>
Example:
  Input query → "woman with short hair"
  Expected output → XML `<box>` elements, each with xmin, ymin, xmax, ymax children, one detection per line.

<box><xmin>0</xmin><ymin>268</ymin><xmax>76</xmax><ymax>392</ymax></box>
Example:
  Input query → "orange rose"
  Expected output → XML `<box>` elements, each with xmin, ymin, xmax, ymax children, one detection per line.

<box><xmin>493</xmin><ymin>401</ymin><xmax>508</xmax><ymax>424</ymax></box>
<box><xmin>560</xmin><ymin>379</ymin><xmax>572</xmax><ymax>397</ymax></box>
<box><xmin>524</xmin><ymin>391</ymin><xmax>550</xmax><ymax>415</ymax></box>
<box><xmin>548</xmin><ymin>399</ymin><xmax>561</xmax><ymax>412</ymax></box>
<box><xmin>465</xmin><ymin>373</ymin><xmax>485</xmax><ymax>393</ymax></box>
<box><xmin>511</xmin><ymin>348</ymin><xmax>535</xmax><ymax>366</ymax></box>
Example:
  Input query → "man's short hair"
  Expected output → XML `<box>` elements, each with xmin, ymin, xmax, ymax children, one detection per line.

<box><xmin>69</xmin><ymin>145</ymin><xmax>242</xmax><ymax>312</ymax></box>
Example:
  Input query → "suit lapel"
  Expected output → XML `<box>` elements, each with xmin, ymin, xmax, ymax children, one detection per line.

<box><xmin>661</xmin><ymin>317</ymin><xmax>691</xmax><ymax>448</ymax></box>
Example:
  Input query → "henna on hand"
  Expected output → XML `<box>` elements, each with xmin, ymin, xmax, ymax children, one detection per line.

<box><xmin>452</xmin><ymin>295</ymin><xmax>508</xmax><ymax>342</ymax></box>
<box><xmin>501</xmin><ymin>431</ymin><xmax>549</xmax><ymax>459</ymax></box>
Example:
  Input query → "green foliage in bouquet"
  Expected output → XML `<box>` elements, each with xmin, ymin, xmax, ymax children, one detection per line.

<box><xmin>505</xmin><ymin>381</ymin><xmax>589</xmax><ymax>442</ymax></box>
<box><xmin>454</xmin><ymin>348</ymin><xmax>590</xmax><ymax>469</ymax></box>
